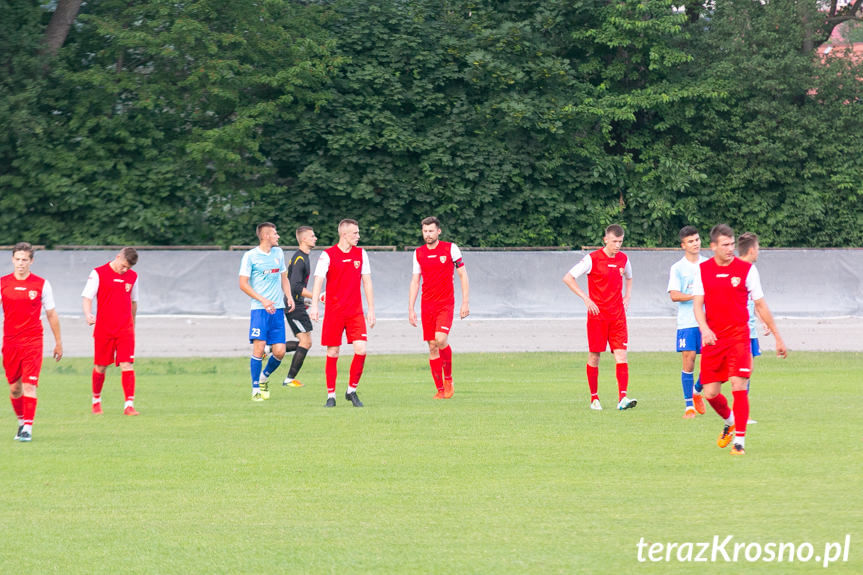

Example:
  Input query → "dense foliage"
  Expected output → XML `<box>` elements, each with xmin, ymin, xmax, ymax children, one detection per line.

<box><xmin>1</xmin><ymin>0</ymin><xmax>861</xmax><ymax>247</ymax></box>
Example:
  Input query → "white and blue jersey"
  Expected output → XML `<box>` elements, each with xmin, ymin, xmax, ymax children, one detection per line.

<box><xmin>239</xmin><ymin>247</ymin><xmax>287</xmax><ymax>311</ymax></box>
<box><xmin>667</xmin><ymin>255</ymin><xmax>708</xmax><ymax>329</ymax></box>
<box><xmin>747</xmin><ymin>278</ymin><xmax>761</xmax><ymax>357</ymax></box>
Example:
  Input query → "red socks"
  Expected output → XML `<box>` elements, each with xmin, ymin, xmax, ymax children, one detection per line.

<box><xmin>429</xmin><ymin>357</ymin><xmax>444</xmax><ymax>392</ymax></box>
<box><xmin>616</xmin><ymin>363</ymin><xmax>629</xmax><ymax>401</ymax></box>
<box><xmin>732</xmin><ymin>389</ymin><xmax>749</xmax><ymax>440</ymax></box>
<box><xmin>10</xmin><ymin>395</ymin><xmax>23</xmax><ymax>421</ymax></box>
<box><xmin>22</xmin><ymin>396</ymin><xmax>37</xmax><ymax>426</ymax></box>
<box><xmin>439</xmin><ymin>345</ymin><xmax>452</xmax><ymax>380</ymax></box>
<box><xmin>586</xmin><ymin>365</ymin><xmax>599</xmax><ymax>400</ymax></box>
<box><xmin>121</xmin><ymin>371</ymin><xmax>135</xmax><ymax>402</ymax></box>
<box><xmin>349</xmin><ymin>354</ymin><xmax>366</xmax><ymax>388</ymax></box>
<box><xmin>92</xmin><ymin>369</ymin><xmax>106</xmax><ymax>399</ymax></box>
<box><xmin>325</xmin><ymin>356</ymin><xmax>338</xmax><ymax>394</ymax></box>
<box><xmin>706</xmin><ymin>393</ymin><xmax>732</xmax><ymax>420</ymax></box>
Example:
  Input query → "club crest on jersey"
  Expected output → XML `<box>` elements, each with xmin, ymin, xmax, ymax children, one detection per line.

<box><xmin>354</xmin><ymin>261</ymin><xmax>360</xmax><ymax>269</ymax></box>
<box><xmin>439</xmin><ymin>256</ymin><xmax>447</xmax><ymax>264</ymax></box>
<box><xmin>28</xmin><ymin>290</ymin><xmax>38</xmax><ymax>300</ymax></box>
<box><xmin>731</xmin><ymin>277</ymin><xmax>741</xmax><ymax>287</ymax></box>
<box><xmin>619</xmin><ymin>268</ymin><xmax>625</xmax><ymax>276</ymax></box>
<box><xmin>125</xmin><ymin>283</ymin><xmax>133</xmax><ymax>292</ymax></box>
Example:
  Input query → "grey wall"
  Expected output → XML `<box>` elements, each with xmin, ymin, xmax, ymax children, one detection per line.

<box><xmin>2</xmin><ymin>249</ymin><xmax>861</xmax><ymax>318</ymax></box>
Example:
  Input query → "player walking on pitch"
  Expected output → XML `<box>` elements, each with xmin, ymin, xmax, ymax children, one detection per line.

<box><xmin>667</xmin><ymin>226</ymin><xmax>708</xmax><ymax>418</ymax></box>
<box><xmin>563</xmin><ymin>225</ymin><xmax>637</xmax><ymax>411</ymax></box>
<box><xmin>309</xmin><ymin>219</ymin><xmax>375</xmax><ymax>408</ymax></box>
<box><xmin>279</xmin><ymin>226</ymin><xmax>318</xmax><ymax>388</ymax></box>
<box><xmin>2</xmin><ymin>243</ymin><xmax>63</xmax><ymax>441</ymax></box>
<box><xmin>82</xmin><ymin>247</ymin><xmax>140</xmax><ymax>415</ymax></box>
<box><xmin>408</xmin><ymin>217</ymin><xmax>470</xmax><ymax>399</ymax></box>
<box><xmin>692</xmin><ymin>224</ymin><xmax>787</xmax><ymax>456</ymax></box>
<box><xmin>239</xmin><ymin>223</ymin><xmax>294</xmax><ymax>401</ymax></box>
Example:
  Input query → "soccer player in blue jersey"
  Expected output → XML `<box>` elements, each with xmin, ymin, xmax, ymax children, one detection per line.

<box><xmin>667</xmin><ymin>226</ymin><xmax>707</xmax><ymax>418</ymax></box>
<box><xmin>239</xmin><ymin>222</ymin><xmax>294</xmax><ymax>401</ymax></box>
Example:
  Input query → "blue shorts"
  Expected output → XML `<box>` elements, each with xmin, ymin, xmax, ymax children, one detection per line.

<box><xmin>676</xmin><ymin>327</ymin><xmax>702</xmax><ymax>353</ymax></box>
<box><xmin>249</xmin><ymin>308</ymin><xmax>287</xmax><ymax>344</ymax></box>
<box><xmin>751</xmin><ymin>337</ymin><xmax>761</xmax><ymax>358</ymax></box>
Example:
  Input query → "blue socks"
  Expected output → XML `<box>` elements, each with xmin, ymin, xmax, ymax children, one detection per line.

<box><xmin>681</xmin><ymin>371</ymin><xmax>695</xmax><ymax>407</ymax></box>
<box><xmin>262</xmin><ymin>355</ymin><xmax>282</xmax><ymax>379</ymax></box>
<box><xmin>250</xmin><ymin>356</ymin><xmax>263</xmax><ymax>390</ymax></box>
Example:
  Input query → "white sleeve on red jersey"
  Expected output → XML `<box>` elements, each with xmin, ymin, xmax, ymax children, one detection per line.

<box><xmin>746</xmin><ymin>265</ymin><xmax>765</xmax><ymax>301</ymax></box>
<box><xmin>130</xmin><ymin>277</ymin><xmax>139</xmax><ymax>302</ymax></box>
<box><xmin>623</xmin><ymin>258</ymin><xmax>632</xmax><ymax>279</ymax></box>
<box><xmin>567</xmin><ymin>254</ymin><xmax>592</xmax><ymax>279</ymax></box>
<box><xmin>314</xmin><ymin>251</ymin><xmax>330</xmax><ymax>277</ymax></box>
<box><xmin>451</xmin><ymin>244</ymin><xmax>464</xmax><ymax>268</ymax></box>
<box><xmin>412</xmin><ymin>250</ymin><xmax>420</xmax><ymax>275</ymax></box>
<box><xmin>361</xmin><ymin>249</ymin><xmax>371</xmax><ymax>275</ymax></box>
<box><xmin>81</xmin><ymin>269</ymin><xmax>99</xmax><ymax>299</ymax></box>
<box><xmin>41</xmin><ymin>280</ymin><xmax>56</xmax><ymax>311</ymax></box>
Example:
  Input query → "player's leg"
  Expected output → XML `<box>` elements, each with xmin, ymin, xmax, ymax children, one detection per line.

<box><xmin>586</xmin><ymin>317</ymin><xmax>604</xmax><ymax>409</ymax></box>
<box><xmin>435</xmin><ymin>305</ymin><xmax>456</xmax><ymax>396</ymax></box>
<box><xmin>283</xmin><ymin>311</ymin><xmax>312</xmax><ymax>387</ymax></box>
<box><xmin>421</xmin><ymin>305</ymin><xmax>445</xmax><ymax>397</ymax></box>
<box><xmin>5</xmin><ymin>351</ymin><xmax>25</xmax><ymax>437</ymax></box>
<box><xmin>321</xmin><ymin>313</ymin><xmax>343</xmax><ymax>406</ymax></box>
<box><xmin>728</xmin><ymin>339</ymin><xmax>752</xmax><ymax>454</ymax></box>
<box><xmin>91</xmin><ymin>336</ymin><xmax>112</xmax><ymax>413</ymax></box>
<box><xmin>681</xmin><ymin>350</ymin><xmax>697</xmax><ymax>417</ymax></box>
<box><xmin>344</xmin><ymin>314</ymin><xmax>368</xmax><ymax>407</ymax></box>
<box><xmin>248</xmin><ymin>310</ymin><xmax>268</xmax><ymax>401</ymax></box>
<box><xmin>117</xmin><ymin>334</ymin><xmax>138</xmax><ymax>415</ymax></box>
<box><xmin>701</xmin><ymin>347</ymin><xmax>736</xmax><ymax>448</ymax></box>
<box><xmin>17</xmin><ymin>349</ymin><xmax>43</xmax><ymax>439</ymax></box>
<box><xmin>257</xmin><ymin>313</ymin><xmax>287</xmax><ymax>399</ymax></box>
<box><xmin>608</xmin><ymin>318</ymin><xmax>634</xmax><ymax>410</ymax></box>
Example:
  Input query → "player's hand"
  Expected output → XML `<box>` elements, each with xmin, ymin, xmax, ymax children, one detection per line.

<box><xmin>261</xmin><ymin>298</ymin><xmax>276</xmax><ymax>314</ymax></box>
<box><xmin>460</xmin><ymin>302</ymin><xmax>470</xmax><ymax>319</ymax></box>
<box><xmin>584</xmin><ymin>298</ymin><xmax>600</xmax><ymax>316</ymax></box>
<box><xmin>775</xmin><ymin>335</ymin><xmax>787</xmax><ymax>359</ymax></box>
<box><xmin>408</xmin><ymin>309</ymin><xmax>417</xmax><ymax>327</ymax></box>
<box><xmin>761</xmin><ymin>322</ymin><xmax>772</xmax><ymax>336</ymax></box>
<box><xmin>85</xmin><ymin>313</ymin><xmax>96</xmax><ymax>326</ymax></box>
<box><xmin>700</xmin><ymin>326</ymin><xmax>717</xmax><ymax>346</ymax></box>
<box><xmin>622</xmin><ymin>295</ymin><xmax>631</xmax><ymax>311</ymax></box>
<box><xmin>286</xmin><ymin>298</ymin><xmax>295</xmax><ymax>312</ymax></box>
<box><xmin>53</xmin><ymin>344</ymin><xmax>63</xmax><ymax>362</ymax></box>
<box><xmin>367</xmin><ymin>310</ymin><xmax>376</xmax><ymax>329</ymax></box>
<box><xmin>309</xmin><ymin>304</ymin><xmax>319</xmax><ymax>322</ymax></box>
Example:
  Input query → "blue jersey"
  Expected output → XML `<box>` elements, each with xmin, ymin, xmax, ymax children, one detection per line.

<box><xmin>239</xmin><ymin>247</ymin><xmax>287</xmax><ymax>311</ymax></box>
<box><xmin>667</xmin><ymin>255</ymin><xmax>707</xmax><ymax>329</ymax></box>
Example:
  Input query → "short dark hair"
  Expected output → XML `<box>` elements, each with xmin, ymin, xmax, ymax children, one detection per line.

<box><xmin>120</xmin><ymin>247</ymin><xmax>139</xmax><ymax>266</ymax></box>
<box><xmin>12</xmin><ymin>242</ymin><xmax>35</xmax><ymax>260</ymax></box>
<box><xmin>678</xmin><ymin>226</ymin><xmax>699</xmax><ymax>242</ymax></box>
<box><xmin>338</xmin><ymin>219</ymin><xmax>358</xmax><ymax>231</ymax></box>
<box><xmin>256</xmin><ymin>222</ymin><xmax>275</xmax><ymax>240</ymax></box>
<box><xmin>709</xmin><ymin>224</ymin><xmax>734</xmax><ymax>244</ymax></box>
<box><xmin>421</xmin><ymin>216</ymin><xmax>441</xmax><ymax>229</ymax></box>
<box><xmin>737</xmin><ymin>232</ymin><xmax>759</xmax><ymax>256</ymax></box>
<box><xmin>295</xmin><ymin>226</ymin><xmax>313</xmax><ymax>242</ymax></box>
<box><xmin>605</xmin><ymin>224</ymin><xmax>624</xmax><ymax>238</ymax></box>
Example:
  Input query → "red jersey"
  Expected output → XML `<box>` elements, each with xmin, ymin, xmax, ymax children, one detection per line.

<box><xmin>698</xmin><ymin>257</ymin><xmax>752</xmax><ymax>337</ymax></box>
<box><xmin>586</xmin><ymin>249</ymin><xmax>630</xmax><ymax>320</ymax></box>
<box><xmin>91</xmin><ymin>263</ymin><xmax>138</xmax><ymax>337</ymax></box>
<box><xmin>318</xmin><ymin>245</ymin><xmax>367</xmax><ymax>316</ymax></box>
<box><xmin>413</xmin><ymin>241</ymin><xmax>464</xmax><ymax>306</ymax></box>
<box><xmin>1</xmin><ymin>273</ymin><xmax>50</xmax><ymax>347</ymax></box>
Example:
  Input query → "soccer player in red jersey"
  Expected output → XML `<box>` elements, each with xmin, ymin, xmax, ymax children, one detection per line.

<box><xmin>81</xmin><ymin>247</ymin><xmax>140</xmax><ymax>416</ymax></box>
<box><xmin>563</xmin><ymin>225</ymin><xmax>637</xmax><ymax>411</ymax></box>
<box><xmin>693</xmin><ymin>224</ymin><xmax>786</xmax><ymax>455</ymax></box>
<box><xmin>309</xmin><ymin>219</ymin><xmax>375</xmax><ymax>408</ymax></box>
<box><xmin>1</xmin><ymin>243</ymin><xmax>63</xmax><ymax>442</ymax></box>
<box><xmin>408</xmin><ymin>217</ymin><xmax>470</xmax><ymax>399</ymax></box>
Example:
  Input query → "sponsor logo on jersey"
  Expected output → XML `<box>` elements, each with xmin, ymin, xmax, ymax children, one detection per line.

<box><xmin>13</xmin><ymin>287</ymin><xmax>25</xmax><ymax>291</ymax></box>
<box><xmin>28</xmin><ymin>290</ymin><xmax>38</xmax><ymax>300</ymax></box>
<box><xmin>731</xmin><ymin>277</ymin><xmax>741</xmax><ymax>287</ymax></box>
<box><xmin>113</xmin><ymin>278</ymin><xmax>124</xmax><ymax>283</ymax></box>
<box><xmin>620</xmin><ymin>267</ymin><xmax>625</xmax><ymax>276</ymax></box>
<box><xmin>716</xmin><ymin>273</ymin><xmax>729</xmax><ymax>278</ymax></box>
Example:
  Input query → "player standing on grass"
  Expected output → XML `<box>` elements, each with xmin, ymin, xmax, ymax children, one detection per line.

<box><xmin>309</xmin><ymin>219</ymin><xmax>375</xmax><ymax>408</ymax></box>
<box><xmin>408</xmin><ymin>217</ymin><xmax>470</xmax><ymax>399</ymax></box>
<box><xmin>667</xmin><ymin>226</ymin><xmax>708</xmax><ymax>419</ymax></box>
<box><xmin>239</xmin><ymin>223</ymin><xmax>294</xmax><ymax>401</ymax></box>
<box><xmin>563</xmin><ymin>224</ymin><xmax>637</xmax><ymax>411</ymax></box>
<box><xmin>693</xmin><ymin>224</ymin><xmax>787</xmax><ymax>456</ymax></box>
<box><xmin>279</xmin><ymin>226</ymin><xmax>318</xmax><ymax>388</ymax></box>
<box><xmin>82</xmin><ymin>247</ymin><xmax>140</xmax><ymax>415</ymax></box>
<box><xmin>2</xmin><ymin>243</ymin><xmax>63</xmax><ymax>441</ymax></box>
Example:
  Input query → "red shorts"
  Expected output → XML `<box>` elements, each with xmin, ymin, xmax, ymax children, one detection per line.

<box><xmin>700</xmin><ymin>328</ymin><xmax>752</xmax><ymax>384</ymax></box>
<box><xmin>586</xmin><ymin>316</ymin><xmax>628</xmax><ymax>353</ymax></box>
<box><xmin>2</xmin><ymin>344</ymin><xmax>43</xmax><ymax>386</ymax></box>
<box><xmin>94</xmin><ymin>333</ymin><xmax>136</xmax><ymax>366</ymax></box>
<box><xmin>421</xmin><ymin>303</ymin><xmax>454</xmax><ymax>342</ymax></box>
<box><xmin>321</xmin><ymin>311</ymin><xmax>367</xmax><ymax>347</ymax></box>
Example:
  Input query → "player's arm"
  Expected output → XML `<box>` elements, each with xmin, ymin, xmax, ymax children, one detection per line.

<box><xmin>281</xmin><ymin>271</ymin><xmax>295</xmax><ymax>312</ymax></box>
<box><xmin>309</xmin><ymin>275</ymin><xmax>325</xmax><ymax>322</ymax></box>
<box><xmin>45</xmin><ymin>309</ymin><xmax>63</xmax><ymax>361</ymax></box>
<box><xmin>362</xmin><ymin>273</ymin><xmax>375</xmax><ymax>329</ymax></box>
<box><xmin>81</xmin><ymin>269</ymin><xmax>98</xmax><ymax>325</ymax></box>
<box><xmin>693</xmin><ymin>294</ymin><xmax>716</xmax><ymax>346</ymax></box>
<box><xmin>239</xmin><ymin>275</ymin><xmax>276</xmax><ymax>314</ymax></box>
<box><xmin>289</xmin><ymin>258</ymin><xmax>312</xmax><ymax>300</ymax></box>
<box><xmin>408</xmin><ymin>273</ymin><xmax>421</xmax><ymax>327</ymax></box>
<box><xmin>754</xmin><ymin>298</ymin><xmax>786</xmax><ymax>358</ymax></box>
<box><xmin>456</xmin><ymin>265</ymin><xmax>470</xmax><ymax>319</ymax></box>
<box><xmin>668</xmin><ymin>290</ymin><xmax>694</xmax><ymax>303</ymax></box>
<box><xmin>622</xmin><ymin>275</ymin><xmax>632</xmax><ymax>310</ymax></box>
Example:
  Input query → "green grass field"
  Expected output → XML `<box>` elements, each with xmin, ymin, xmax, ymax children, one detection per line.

<box><xmin>1</xmin><ymin>352</ymin><xmax>860</xmax><ymax>574</ymax></box>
